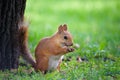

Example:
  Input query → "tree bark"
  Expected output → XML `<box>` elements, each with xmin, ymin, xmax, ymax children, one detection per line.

<box><xmin>0</xmin><ymin>0</ymin><xmax>26</xmax><ymax>70</ymax></box>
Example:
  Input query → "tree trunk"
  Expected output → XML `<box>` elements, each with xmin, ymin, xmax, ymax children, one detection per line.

<box><xmin>0</xmin><ymin>0</ymin><xmax>26</xmax><ymax>70</ymax></box>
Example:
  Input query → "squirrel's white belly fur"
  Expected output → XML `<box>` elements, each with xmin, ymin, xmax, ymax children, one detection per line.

<box><xmin>48</xmin><ymin>55</ymin><xmax>64</xmax><ymax>71</ymax></box>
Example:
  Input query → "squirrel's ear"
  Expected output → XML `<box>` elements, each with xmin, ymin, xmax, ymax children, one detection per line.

<box><xmin>63</xmin><ymin>24</ymin><xmax>67</xmax><ymax>31</ymax></box>
<box><xmin>58</xmin><ymin>25</ymin><xmax>63</xmax><ymax>33</ymax></box>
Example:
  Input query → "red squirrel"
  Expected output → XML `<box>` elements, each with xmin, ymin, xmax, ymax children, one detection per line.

<box><xmin>35</xmin><ymin>24</ymin><xmax>74</xmax><ymax>73</ymax></box>
<box><xmin>19</xmin><ymin>23</ymin><xmax>74</xmax><ymax>73</ymax></box>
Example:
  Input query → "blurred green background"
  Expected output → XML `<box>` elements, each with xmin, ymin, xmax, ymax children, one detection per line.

<box><xmin>25</xmin><ymin>0</ymin><xmax>120</xmax><ymax>57</ymax></box>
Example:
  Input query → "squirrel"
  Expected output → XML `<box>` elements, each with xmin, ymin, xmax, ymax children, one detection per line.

<box><xmin>35</xmin><ymin>24</ymin><xmax>74</xmax><ymax>74</ymax></box>
<box><xmin>19</xmin><ymin>23</ymin><xmax>74</xmax><ymax>74</ymax></box>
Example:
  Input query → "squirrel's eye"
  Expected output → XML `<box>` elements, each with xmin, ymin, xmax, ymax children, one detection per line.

<box><xmin>64</xmin><ymin>36</ymin><xmax>67</xmax><ymax>40</ymax></box>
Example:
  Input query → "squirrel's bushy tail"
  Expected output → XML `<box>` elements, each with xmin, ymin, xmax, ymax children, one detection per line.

<box><xmin>19</xmin><ymin>21</ymin><xmax>36</xmax><ymax>67</ymax></box>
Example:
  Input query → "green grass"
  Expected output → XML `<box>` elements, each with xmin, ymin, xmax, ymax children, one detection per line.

<box><xmin>1</xmin><ymin>0</ymin><xmax>120</xmax><ymax>80</ymax></box>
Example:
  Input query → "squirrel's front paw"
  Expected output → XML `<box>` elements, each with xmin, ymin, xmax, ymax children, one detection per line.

<box><xmin>67</xmin><ymin>48</ymin><xmax>74</xmax><ymax>52</ymax></box>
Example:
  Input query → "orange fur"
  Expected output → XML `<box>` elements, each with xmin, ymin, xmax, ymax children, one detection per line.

<box><xmin>35</xmin><ymin>24</ymin><xmax>74</xmax><ymax>73</ymax></box>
